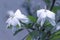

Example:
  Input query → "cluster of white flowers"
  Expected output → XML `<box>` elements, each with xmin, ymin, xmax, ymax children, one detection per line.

<box><xmin>6</xmin><ymin>8</ymin><xmax>60</xmax><ymax>31</ymax></box>
<box><xmin>6</xmin><ymin>9</ymin><xmax>29</xmax><ymax>28</ymax></box>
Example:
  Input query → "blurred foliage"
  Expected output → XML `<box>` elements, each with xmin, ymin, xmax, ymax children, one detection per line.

<box><xmin>26</xmin><ymin>30</ymin><xmax>39</xmax><ymax>40</ymax></box>
<box><xmin>50</xmin><ymin>30</ymin><xmax>60</xmax><ymax>40</ymax></box>
<box><xmin>52</xmin><ymin>6</ymin><xmax>60</xmax><ymax>13</ymax></box>
<box><xmin>26</xmin><ymin>34</ymin><xmax>32</xmax><ymax>40</ymax></box>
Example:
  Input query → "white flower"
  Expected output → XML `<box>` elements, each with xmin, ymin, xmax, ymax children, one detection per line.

<box><xmin>14</xmin><ymin>9</ymin><xmax>29</xmax><ymax>23</ymax></box>
<box><xmin>37</xmin><ymin>9</ymin><xmax>56</xmax><ymax>26</ymax></box>
<box><xmin>6</xmin><ymin>9</ymin><xmax>29</xmax><ymax>27</ymax></box>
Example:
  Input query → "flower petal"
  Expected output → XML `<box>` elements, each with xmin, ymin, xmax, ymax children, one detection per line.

<box><xmin>15</xmin><ymin>9</ymin><xmax>29</xmax><ymax>23</ymax></box>
<box><xmin>37</xmin><ymin>9</ymin><xmax>47</xmax><ymax>26</ymax></box>
<box><xmin>56</xmin><ymin>22</ymin><xmax>60</xmax><ymax>30</ymax></box>
<box><xmin>37</xmin><ymin>17</ymin><xmax>46</xmax><ymax>26</ymax></box>
<box><xmin>6</xmin><ymin>17</ymin><xmax>13</xmax><ymax>24</ymax></box>
<box><xmin>47</xmin><ymin>10</ymin><xmax>55</xmax><ymax>20</ymax></box>
<box><xmin>41</xmin><ymin>18</ymin><xmax>46</xmax><ymax>26</ymax></box>
<box><xmin>15</xmin><ymin>9</ymin><xmax>27</xmax><ymax>19</ymax></box>
<box><xmin>48</xmin><ymin>18</ymin><xmax>56</xmax><ymax>26</ymax></box>
<box><xmin>11</xmin><ymin>17</ymin><xmax>21</xmax><ymax>26</ymax></box>
<box><xmin>14</xmin><ymin>9</ymin><xmax>22</xmax><ymax>19</ymax></box>
<box><xmin>37</xmin><ymin>9</ymin><xmax>47</xmax><ymax>18</ymax></box>
<box><xmin>6</xmin><ymin>17</ymin><xmax>21</xmax><ymax>27</ymax></box>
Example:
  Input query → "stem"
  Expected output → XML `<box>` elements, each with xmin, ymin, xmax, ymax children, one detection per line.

<box><xmin>50</xmin><ymin>0</ymin><xmax>56</xmax><ymax>11</ymax></box>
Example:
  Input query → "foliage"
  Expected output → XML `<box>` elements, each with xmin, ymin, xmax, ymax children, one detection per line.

<box><xmin>52</xmin><ymin>6</ymin><xmax>60</xmax><ymax>13</ymax></box>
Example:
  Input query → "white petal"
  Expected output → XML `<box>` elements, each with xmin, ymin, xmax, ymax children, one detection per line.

<box><xmin>15</xmin><ymin>9</ymin><xmax>27</xmax><ymax>19</ymax></box>
<box><xmin>37</xmin><ymin>17</ymin><xmax>46</xmax><ymax>26</ymax></box>
<box><xmin>6</xmin><ymin>17</ymin><xmax>13</xmax><ymax>24</ymax></box>
<box><xmin>48</xmin><ymin>18</ymin><xmax>56</xmax><ymax>26</ymax></box>
<box><xmin>56</xmin><ymin>22</ymin><xmax>60</xmax><ymax>30</ymax></box>
<box><xmin>37</xmin><ymin>9</ymin><xmax>55</xmax><ymax>20</ymax></box>
<box><xmin>37</xmin><ymin>9</ymin><xmax>47</xmax><ymax>26</ymax></box>
<box><xmin>14</xmin><ymin>9</ymin><xmax>22</xmax><ymax>19</ymax></box>
<box><xmin>47</xmin><ymin>10</ymin><xmax>55</xmax><ymax>20</ymax></box>
<box><xmin>20</xmin><ymin>19</ymin><xmax>29</xmax><ymax>23</ymax></box>
<box><xmin>39</xmin><ymin>11</ymin><xmax>47</xmax><ymax>19</ymax></box>
<box><xmin>15</xmin><ymin>9</ymin><xmax>29</xmax><ymax>23</ymax></box>
<box><xmin>37</xmin><ymin>9</ymin><xmax>47</xmax><ymax>18</ymax></box>
<box><xmin>11</xmin><ymin>17</ymin><xmax>21</xmax><ymax>26</ymax></box>
<box><xmin>6</xmin><ymin>17</ymin><xmax>21</xmax><ymax>26</ymax></box>
<box><xmin>41</xmin><ymin>18</ymin><xmax>46</xmax><ymax>26</ymax></box>
<box><xmin>6</xmin><ymin>17</ymin><xmax>15</xmax><ymax>26</ymax></box>
<box><xmin>37</xmin><ymin>17</ymin><xmax>41</xmax><ymax>24</ymax></box>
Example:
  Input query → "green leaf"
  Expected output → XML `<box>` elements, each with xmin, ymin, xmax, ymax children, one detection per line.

<box><xmin>13</xmin><ymin>29</ymin><xmax>23</xmax><ymax>36</ymax></box>
<box><xmin>26</xmin><ymin>34</ymin><xmax>32</xmax><ymax>40</ymax></box>
<box><xmin>28</xmin><ymin>15</ymin><xmax>37</xmax><ymax>23</ymax></box>
<box><xmin>52</xmin><ymin>6</ymin><xmax>60</xmax><ymax>13</ymax></box>
<box><xmin>50</xmin><ymin>30</ymin><xmax>60</xmax><ymax>40</ymax></box>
